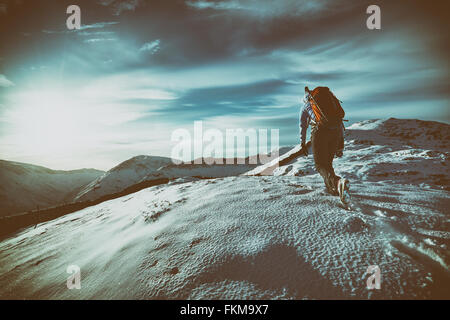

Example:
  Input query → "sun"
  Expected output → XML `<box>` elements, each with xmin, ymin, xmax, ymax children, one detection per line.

<box><xmin>9</xmin><ymin>90</ymin><xmax>87</xmax><ymax>155</ymax></box>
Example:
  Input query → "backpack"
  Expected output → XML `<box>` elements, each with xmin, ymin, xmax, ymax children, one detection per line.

<box><xmin>308</xmin><ymin>87</ymin><xmax>345</xmax><ymax>127</ymax></box>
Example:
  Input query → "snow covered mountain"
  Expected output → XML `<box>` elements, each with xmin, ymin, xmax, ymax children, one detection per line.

<box><xmin>0</xmin><ymin>118</ymin><xmax>448</xmax><ymax>299</ymax></box>
<box><xmin>254</xmin><ymin>118</ymin><xmax>449</xmax><ymax>191</ymax></box>
<box><xmin>74</xmin><ymin>150</ymin><xmax>291</xmax><ymax>202</ymax></box>
<box><xmin>0</xmin><ymin>160</ymin><xmax>104</xmax><ymax>217</ymax></box>
<box><xmin>74</xmin><ymin>156</ymin><xmax>174</xmax><ymax>202</ymax></box>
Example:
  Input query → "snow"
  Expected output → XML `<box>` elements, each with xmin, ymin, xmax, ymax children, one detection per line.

<box><xmin>0</xmin><ymin>118</ymin><xmax>449</xmax><ymax>299</ymax></box>
<box><xmin>347</xmin><ymin>119</ymin><xmax>385</xmax><ymax>131</ymax></box>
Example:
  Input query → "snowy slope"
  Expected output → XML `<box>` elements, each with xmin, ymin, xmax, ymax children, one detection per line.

<box><xmin>0</xmin><ymin>176</ymin><xmax>448</xmax><ymax>299</ymax></box>
<box><xmin>0</xmin><ymin>160</ymin><xmax>103</xmax><ymax>217</ymax></box>
<box><xmin>0</xmin><ymin>118</ymin><xmax>448</xmax><ymax>299</ymax></box>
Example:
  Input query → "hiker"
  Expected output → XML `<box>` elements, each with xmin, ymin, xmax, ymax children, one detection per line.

<box><xmin>299</xmin><ymin>86</ymin><xmax>349</xmax><ymax>204</ymax></box>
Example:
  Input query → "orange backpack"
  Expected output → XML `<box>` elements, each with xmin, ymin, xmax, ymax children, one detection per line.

<box><xmin>308</xmin><ymin>87</ymin><xmax>345</xmax><ymax>127</ymax></box>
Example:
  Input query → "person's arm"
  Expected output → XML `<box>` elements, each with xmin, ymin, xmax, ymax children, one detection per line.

<box><xmin>299</xmin><ymin>99</ymin><xmax>311</xmax><ymax>146</ymax></box>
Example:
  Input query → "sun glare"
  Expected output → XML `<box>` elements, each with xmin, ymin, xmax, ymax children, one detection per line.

<box><xmin>10</xmin><ymin>90</ymin><xmax>88</xmax><ymax>155</ymax></box>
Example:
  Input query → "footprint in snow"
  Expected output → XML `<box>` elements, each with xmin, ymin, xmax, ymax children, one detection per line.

<box><xmin>165</xmin><ymin>267</ymin><xmax>179</xmax><ymax>275</ymax></box>
<box><xmin>189</xmin><ymin>237</ymin><xmax>207</xmax><ymax>248</ymax></box>
<box><xmin>343</xmin><ymin>216</ymin><xmax>369</xmax><ymax>232</ymax></box>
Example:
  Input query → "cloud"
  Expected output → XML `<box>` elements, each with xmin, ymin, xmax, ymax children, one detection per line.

<box><xmin>186</xmin><ymin>0</ymin><xmax>243</xmax><ymax>11</ymax></box>
<box><xmin>186</xmin><ymin>0</ymin><xmax>332</xmax><ymax>18</ymax></box>
<box><xmin>80</xmin><ymin>76</ymin><xmax>179</xmax><ymax>102</ymax></box>
<box><xmin>84</xmin><ymin>38</ymin><xmax>117</xmax><ymax>43</ymax></box>
<box><xmin>42</xmin><ymin>22</ymin><xmax>119</xmax><ymax>34</ymax></box>
<box><xmin>77</xmin><ymin>31</ymin><xmax>115</xmax><ymax>36</ymax></box>
<box><xmin>0</xmin><ymin>75</ymin><xmax>14</xmax><ymax>87</ymax></box>
<box><xmin>139</xmin><ymin>40</ymin><xmax>161</xmax><ymax>54</ymax></box>
<box><xmin>79</xmin><ymin>22</ymin><xmax>120</xmax><ymax>30</ymax></box>
<box><xmin>98</xmin><ymin>0</ymin><xmax>143</xmax><ymax>16</ymax></box>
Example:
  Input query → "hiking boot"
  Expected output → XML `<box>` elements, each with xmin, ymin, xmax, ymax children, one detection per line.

<box><xmin>337</xmin><ymin>178</ymin><xmax>350</xmax><ymax>205</ymax></box>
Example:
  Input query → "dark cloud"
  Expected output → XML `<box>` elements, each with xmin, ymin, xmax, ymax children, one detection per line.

<box><xmin>350</xmin><ymin>82</ymin><xmax>450</xmax><ymax>104</ymax></box>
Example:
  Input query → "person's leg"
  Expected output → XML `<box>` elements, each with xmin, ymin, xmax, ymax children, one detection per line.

<box><xmin>312</xmin><ymin>128</ymin><xmax>340</xmax><ymax>195</ymax></box>
<box><xmin>326</xmin><ymin>128</ymin><xmax>341</xmax><ymax>193</ymax></box>
<box><xmin>335</xmin><ymin>122</ymin><xmax>344</xmax><ymax>157</ymax></box>
<box><xmin>326</xmin><ymin>127</ymin><xmax>351</xmax><ymax>203</ymax></box>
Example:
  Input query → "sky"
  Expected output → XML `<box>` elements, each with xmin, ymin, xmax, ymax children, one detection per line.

<box><xmin>0</xmin><ymin>0</ymin><xmax>449</xmax><ymax>170</ymax></box>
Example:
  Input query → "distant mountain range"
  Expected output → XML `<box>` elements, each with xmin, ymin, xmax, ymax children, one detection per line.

<box><xmin>0</xmin><ymin>161</ymin><xmax>104</xmax><ymax>217</ymax></box>
<box><xmin>0</xmin><ymin>149</ymin><xmax>291</xmax><ymax>217</ymax></box>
